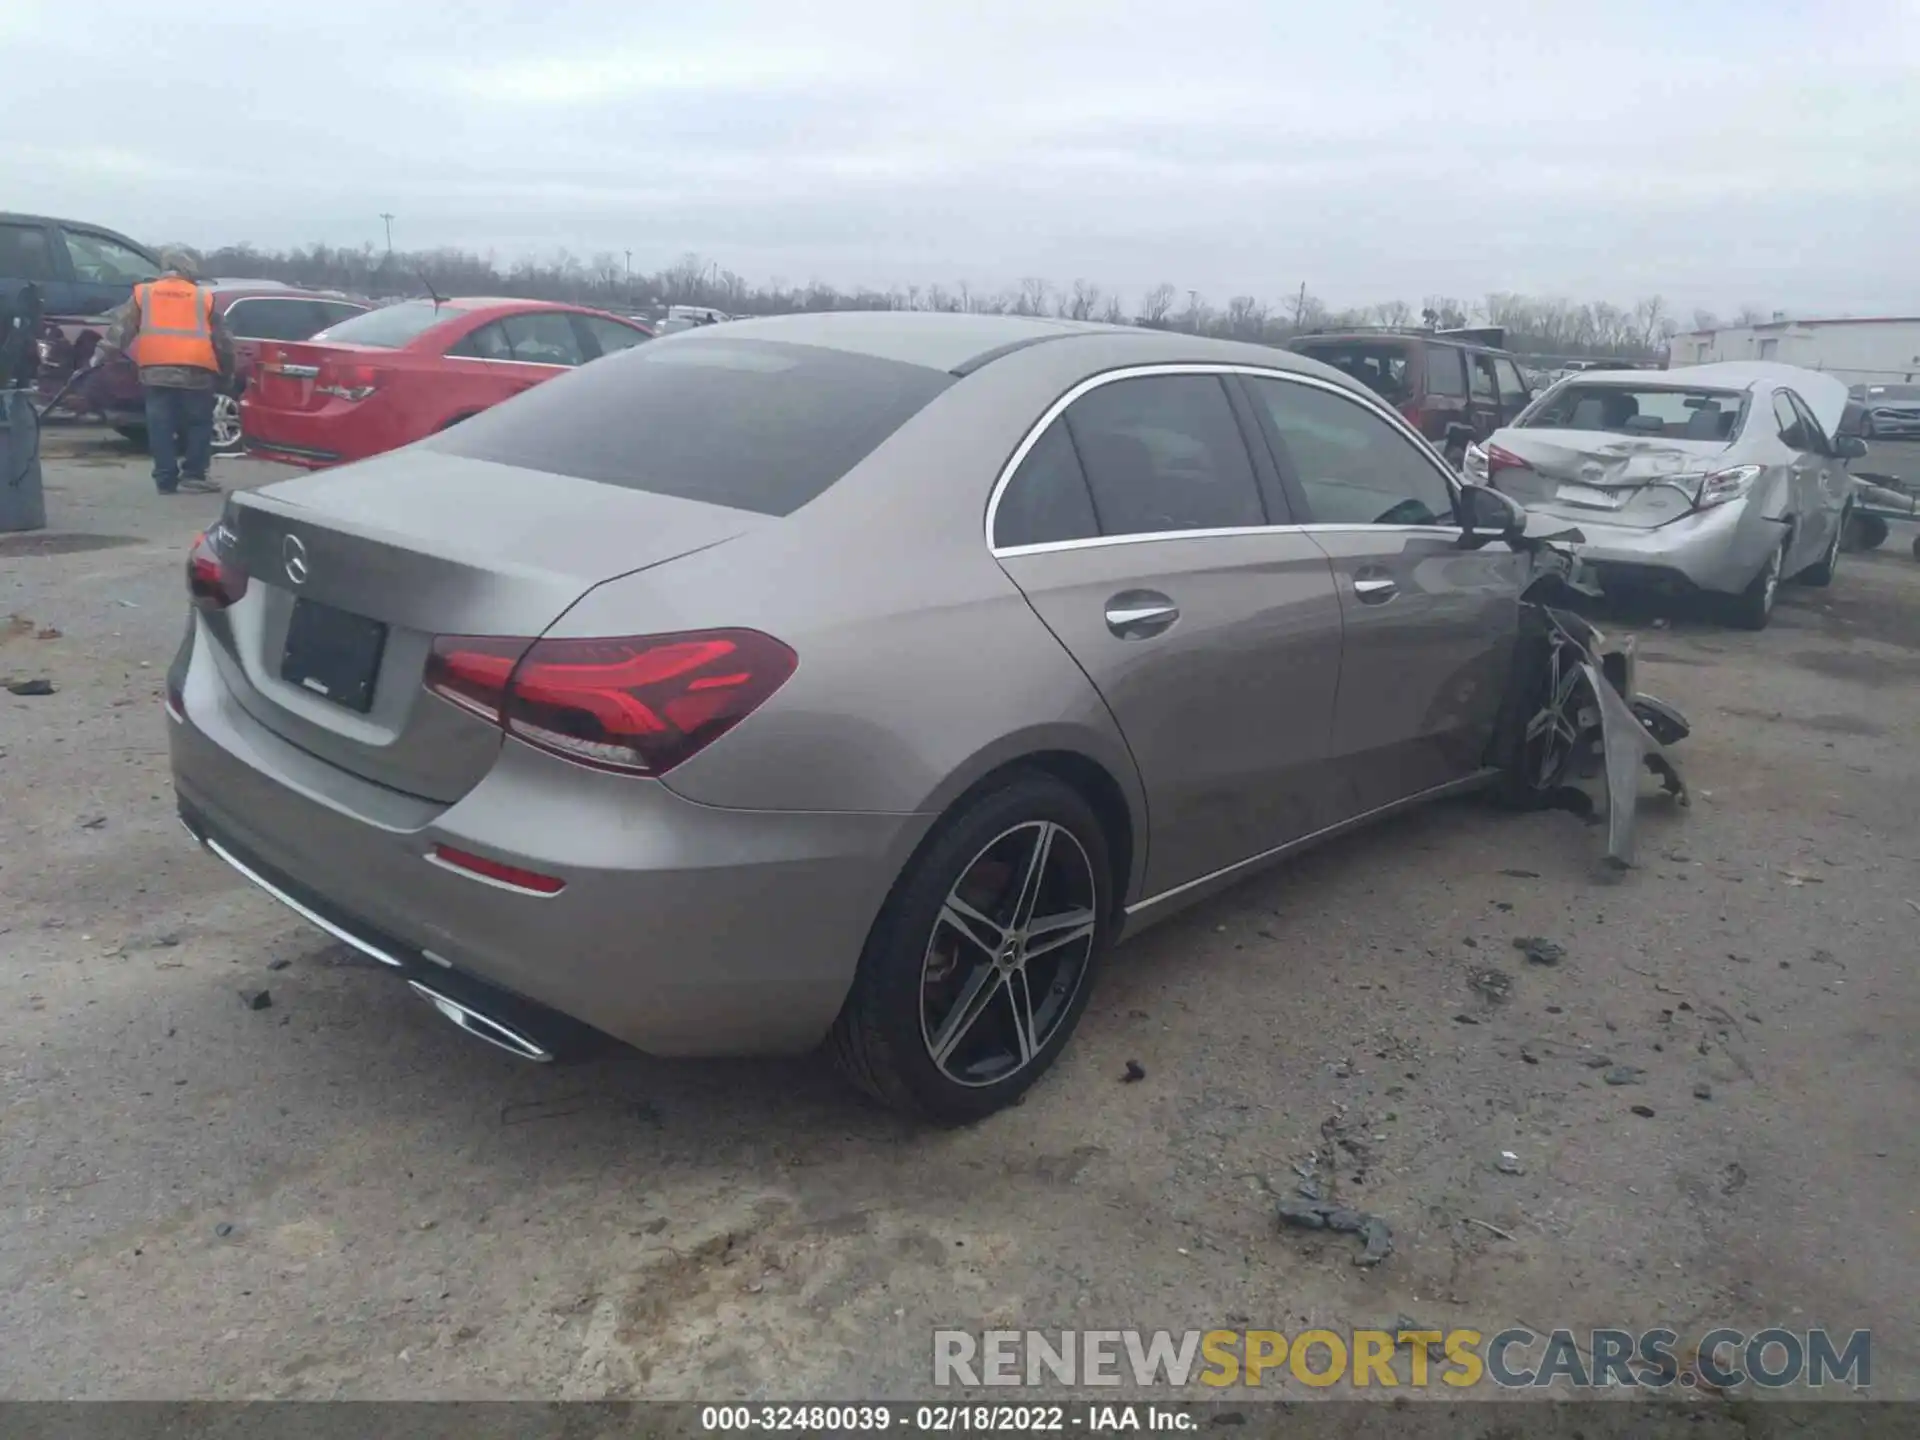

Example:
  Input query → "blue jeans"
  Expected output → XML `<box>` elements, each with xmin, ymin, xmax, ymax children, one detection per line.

<box><xmin>144</xmin><ymin>385</ymin><xmax>215</xmax><ymax>491</ymax></box>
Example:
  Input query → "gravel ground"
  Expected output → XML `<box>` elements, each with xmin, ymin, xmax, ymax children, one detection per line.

<box><xmin>3</xmin><ymin>429</ymin><xmax>1917</xmax><ymax>1402</ymax></box>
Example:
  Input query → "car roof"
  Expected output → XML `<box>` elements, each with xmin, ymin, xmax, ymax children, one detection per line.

<box><xmin>209</xmin><ymin>284</ymin><xmax>365</xmax><ymax>303</ymax></box>
<box><xmin>1294</xmin><ymin>330</ymin><xmax>1515</xmax><ymax>356</ymax></box>
<box><xmin>662</xmin><ymin>310</ymin><xmax>1352</xmax><ymax>381</ymax></box>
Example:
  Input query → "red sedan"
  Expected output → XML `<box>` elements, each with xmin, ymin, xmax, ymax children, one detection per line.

<box><xmin>240</xmin><ymin>298</ymin><xmax>652</xmax><ymax>468</ymax></box>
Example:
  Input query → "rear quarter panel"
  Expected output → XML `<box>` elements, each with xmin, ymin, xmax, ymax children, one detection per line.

<box><xmin>542</xmin><ymin>338</ymin><xmax>1159</xmax><ymax>893</ymax></box>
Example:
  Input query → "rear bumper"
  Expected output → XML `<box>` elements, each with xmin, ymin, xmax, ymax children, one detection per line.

<box><xmin>1553</xmin><ymin>499</ymin><xmax>1779</xmax><ymax>596</ymax></box>
<box><xmin>239</xmin><ymin>393</ymin><xmax>407</xmax><ymax>468</ymax></box>
<box><xmin>167</xmin><ymin>616</ymin><xmax>932</xmax><ymax>1058</ymax></box>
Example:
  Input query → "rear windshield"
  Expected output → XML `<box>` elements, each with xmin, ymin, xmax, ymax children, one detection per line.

<box><xmin>311</xmin><ymin>300</ymin><xmax>456</xmax><ymax>349</ymax></box>
<box><xmin>1522</xmin><ymin>384</ymin><xmax>1749</xmax><ymax>441</ymax></box>
<box><xmin>1293</xmin><ymin>341</ymin><xmax>1412</xmax><ymax>404</ymax></box>
<box><xmin>425</xmin><ymin>338</ymin><xmax>955</xmax><ymax>515</ymax></box>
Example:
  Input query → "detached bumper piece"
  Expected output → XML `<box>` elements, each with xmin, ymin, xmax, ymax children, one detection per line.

<box><xmin>177</xmin><ymin>800</ymin><xmax>606</xmax><ymax>1064</ymax></box>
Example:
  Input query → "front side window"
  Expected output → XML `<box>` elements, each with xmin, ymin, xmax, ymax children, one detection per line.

<box><xmin>576</xmin><ymin>314</ymin><xmax>649</xmax><ymax>359</ymax></box>
<box><xmin>1424</xmin><ymin>346</ymin><xmax>1467</xmax><ymax>397</ymax></box>
<box><xmin>1249</xmin><ymin>377</ymin><xmax>1455</xmax><ymax>527</ymax></box>
<box><xmin>500</xmin><ymin>311</ymin><xmax>584</xmax><ymax>366</ymax></box>
<box><xmin>1772</xmin><ymin>391</ymin><xmax>1808</xmax><ymax>449</ymax></box>
<box><xmin>0</xmin><ymin>222</ymin><xmax>57</xmax><ymax>281</ymax></box>
<box><xmin>447</xmin><ymin>321</ymin><xmax>514</xmax><ymax>361</ymax></box>
<box><xmin>993</xmin><ymin>419</ymin><xmax>1100</xmax><ymax>548</ymax></box>
<box><xmin>1470</xmin><ymin>353</ymin><xmax>1499</xmax><ymax>401</ymax></box>
<box><xmin>1785</xmin><ymin>391</ymin><xmax>1830</xmax><ymax>454</ymax></box>
<box><xmin>61</xmin><ymin>229</ymin><xmax>157</xmax><ymax>284</ymax></box>
<box><xmin>1061</xmin><ymin>375</ymin><xmax>1266</xmax><ymax>537</ymax></box>
<box><xmin>1494</xmin><ymin>357</ymin><xmax>1530</xmax><ymax>409</ymax></box>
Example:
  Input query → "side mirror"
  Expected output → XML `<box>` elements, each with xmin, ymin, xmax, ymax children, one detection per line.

<box><xmin>1458</xmin><ymin>482</ymin><xmax>1527</xmax><ymax>540</ymax></box>
<box><xmin>1835</xmin><ymin>435</ymin><xmax>1869</xmax><ymax>460</ymax></box>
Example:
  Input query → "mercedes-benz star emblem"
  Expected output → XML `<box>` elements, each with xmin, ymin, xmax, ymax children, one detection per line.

<box><xmin>282</xmin><ymin>534</ymin><xmax>310</xmax><ymax>586</ymax></box>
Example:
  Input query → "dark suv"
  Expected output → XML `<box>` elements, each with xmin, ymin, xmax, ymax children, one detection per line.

<box><xmin>1</xmin><ymin>213</ymin><xmax>160</xmax><ymax>316</ymax></box>
<box><xmin>1288</xmin><ymin>329</ymin><xmax>1535</xmax><ymax>458</ymax></box>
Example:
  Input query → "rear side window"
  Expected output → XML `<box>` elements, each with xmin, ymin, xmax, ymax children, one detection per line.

<box><xmin>313</xmin><ymin>300</ymin><xmax>455</xmax><ymax>349</ymax></box>
<box><xmin>426</xmin><ymin>338</ymin><xmax>955</xmax><ymax>516</ymax></box>
<box><xmin>223</xmin><ymin>298</ymin><xmax>333</xmax><ymax>342</ymax></box>
<box><xmin>994</xmin><ymin>420</ymin><xmax>1099</xmax><ymax>548</ymax></box>
<box><xmin>1293</xmin><ymin>342</ymin><xmax>1412</xmax><ymax>404</ymax></box>
<box><xmin>1469</xmin><ymin>353</ymin><xmax>1498</xmax><ymax>401</ymax></box>
<box><xmin>1424</xmin><ymin>346</ymin><xmax>1467</xmax><ymax>396</ymax></box>
<box><xmin>311</xmin><ymin>300</ymin><xmax>369</xmax><ymax>330</ymax></box>
<box><xmin>1062</xmin><ymin>376</ymin><xmax>1266</xmax><ymax>537</ymax></box>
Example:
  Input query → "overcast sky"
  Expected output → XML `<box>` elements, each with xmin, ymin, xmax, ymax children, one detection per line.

<box><xmin>7</xmin><ymin>0</ymin><xmax>1917</xmax><ymax>317</ymax></box>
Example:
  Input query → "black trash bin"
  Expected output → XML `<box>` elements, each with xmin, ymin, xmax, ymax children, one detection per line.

<box><xmin>1</xmin><ymin>387</ymin><xmax>47</xmax><ymax>533</ymax></box>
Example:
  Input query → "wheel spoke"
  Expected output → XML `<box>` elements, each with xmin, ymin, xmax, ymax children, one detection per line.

<box><xmin>939</xmin><ymin>897</ymin><xmax>1007</xmax><ymax>959</ymax></box>
<box><xmin>1009</xmin><ymin>823</ymin><xmax>1056</xmax><ymax>933</ymax></box>
<box><xmin>1004</xmin><ymin>966</ymin><xmax>1039</xmax><ymax>1064</ymax></box>
<box><xmin>930</xmin><ymin>962</ymin><xmax>1002</xmax><ymax>1066</ymax></box>
<box><xmin>1022</xmin><ymin>907</ymin><xmax>1096</xmax><ymax>959</ymax></box>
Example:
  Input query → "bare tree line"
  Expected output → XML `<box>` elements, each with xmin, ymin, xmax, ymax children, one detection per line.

<box><xmin>186</xmin><ymin>240</ymin><xmax>1770</xmax><ymax>360</ymax></box>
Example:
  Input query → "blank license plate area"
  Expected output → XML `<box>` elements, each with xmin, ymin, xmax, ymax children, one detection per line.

<box><xmin>1554</xmin><ymin>483</ymin><xmax>1627</xmax><ymax>510</ymax></box>
<box><xmin>281</xmin><ymin>599</ymin><xmax>387</xmax><ymax>713</ymax></box>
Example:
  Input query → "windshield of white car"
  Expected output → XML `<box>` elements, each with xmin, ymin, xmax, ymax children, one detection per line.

<box><xmin>1521</xmin><ymin>384</ymin><xmax>1749</xmax><ymax>441</ymax></box>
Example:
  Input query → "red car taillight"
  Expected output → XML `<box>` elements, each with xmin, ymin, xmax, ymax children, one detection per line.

<box><xmin>186</xmin><ymin>527</ymin><xmax>248</xmax><ymax>610</ymax></box>
<box><xmin>316</xmin><ymin>361</ymin><xmax>382</xmax><ymax>402</ymax></box>
<box><xmin>424</xmin><ymin>629</ymin><xmax>798</xmax><ymax>777</ymax></box>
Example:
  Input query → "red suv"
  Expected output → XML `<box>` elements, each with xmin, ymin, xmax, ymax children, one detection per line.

<box><xmin>1289</xmin><ymin>330</ymin><xmax>1535</xmax><ymax>460</ymax></box>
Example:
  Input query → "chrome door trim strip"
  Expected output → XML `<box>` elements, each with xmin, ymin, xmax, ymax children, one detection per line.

<box><xmin>984</xmin><ymin>362</ymin><xmax>1463</xmax><ymax>557</ymax></box>
<box><xmin>1123</xmin><ymin>769</ymin><xmax>1500</xmax><ymax>919</ymax></box>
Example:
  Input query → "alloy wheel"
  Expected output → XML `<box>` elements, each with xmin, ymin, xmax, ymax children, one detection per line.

<box><xmin>1520</xmin><ymin>641</ymin><xmax>1588</xmax><ymax>793</ymax></box>
<box><xmin>919</xmin><ymin>820</ymin><xmax>1098</xmax><ymax>1088</ymax></box>
<box><xmin>211</xmin><ymin>393</ymin><xmax>242</xmax><ymax>451</ymax></box>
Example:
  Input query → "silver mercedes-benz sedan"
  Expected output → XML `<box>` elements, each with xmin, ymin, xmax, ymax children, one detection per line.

<box><xmin>1464</xmin><ymin>362</ymin><xmax>1867</xmax><ymax>629</ymax></box>
<box><xmin>170</xmin><ymin>312</ymin><xmax>1541</xmax><ymax>1121</ymax></box>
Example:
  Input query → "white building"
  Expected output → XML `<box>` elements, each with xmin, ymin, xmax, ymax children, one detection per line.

<box><xmin>1668</xmin><ymin>316</ymin><xmax>1920</xmax><ymax>385</ymax></box>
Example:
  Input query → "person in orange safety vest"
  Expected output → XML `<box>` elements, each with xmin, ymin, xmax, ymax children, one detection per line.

<box><xmin>95</xmin><ymin>248</ymin><xmax>235</xmax><ymax>495</ymax></box>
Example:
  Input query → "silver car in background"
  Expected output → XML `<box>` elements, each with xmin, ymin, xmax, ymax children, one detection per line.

<box><xmin>170</xmin><ymin>312</ymin><xmax>1551</xmax><ymax>1123</ymax></box>
<box><xmin>1851</xmin><ymin>382</ymin><xmax>1920</xmax><ymax>439</ymax></box>
<box><xmin>1465</xmin><ymin>362</ymin><xmax>1868</xmax><ymax>628</ymax></box>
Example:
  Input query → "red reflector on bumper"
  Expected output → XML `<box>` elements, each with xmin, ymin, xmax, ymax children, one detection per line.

<box><xmin>427</xmin><ymin>844</ymin><xmax>566</xmax><ymax>896</ymax></box>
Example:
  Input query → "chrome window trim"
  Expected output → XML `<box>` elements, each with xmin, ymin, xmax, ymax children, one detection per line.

<box><xmin>984</xmin><ymin>362</ymin><xmax>1463</xmax><ymax>557</ymax></box>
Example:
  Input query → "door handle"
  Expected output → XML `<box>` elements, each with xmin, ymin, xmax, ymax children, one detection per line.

<box><xmin>1352</xmin><ymin>575</ymin><xmax>1398</xmax><ymax>603</ymax></box>
<box><xmin>1104</xmin><ymin>592</ymin><xmax>1179</xmax><ymax>639</ymax></box>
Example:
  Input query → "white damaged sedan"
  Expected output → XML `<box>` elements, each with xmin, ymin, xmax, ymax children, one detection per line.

<box><xmin>1465</xmin><ymin>362</ymin><xmax>1868</xmax><ymax>628</ymax></box>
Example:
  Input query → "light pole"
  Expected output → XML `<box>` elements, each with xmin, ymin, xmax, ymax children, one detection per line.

<box><xmin>379</xmin><ymin>213</ymin><xmax>395</xmax><ymax>256</ymax></box>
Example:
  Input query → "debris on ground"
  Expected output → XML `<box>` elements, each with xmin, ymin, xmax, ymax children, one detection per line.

<box><xmin>1693</xmin><ymin>1083</ymin><xmax>1713</xmax><ymax>1100</ymax></box>
<box><xmin>1495</xmin><ymin>1151</ymin><xmax>1524</xmax><ymax>1175</ymax></box>
<box><xmin>1520</xmin><ymin>1044</ymin><xmax>1540</xmax><ymax>1065</ymax></box>
<box><xmin>1468</xmin><ymin>967</ymin><xmax>1513</xmax><ymax>1004</ymax></box>
<box><xmin>1604</xmin><ymin>1066</ymin><xmax>1645</xmax><ymax>1086</ymax></box>
<box><xmin>238</xmin><ymin>988</ymin><xmax>273</xmax><ymax>1011</ymax></box>
<box><xmin>1121</xmin><ymin>1060</ymin><xmax>1146</xmax><ymax>1083</ymax></box>
<box><xmin>1629</xmin><ymin>1104</ymin><xmax>1656</xmax><ymax>1118</ymax></box>
<box><xmin>35</xmin><ymin>627</ymin><xmax>61</xmax><ymax>640</ymax></box>
<box><xmin>266</xmin><ymin>957</ymin><xmax>291</xmax><ymax>972</ymax></box>
<box><xmin>79</xmin><ymin>815</ymin><xmax>107</xmax><ymax>830</ymax></box>
<box><xmin>1499</xmin><ymin>868</ymin><xmax>1542</xmax><ymax>879</ymax></box>
<box><xmin>214</xmin><ymin>1223</ymin><xmax>234</xmax><ymax>1238</ymax></box>
<box><xmin>1584</xmin><ymin>1055</ymin><xmax>1614</xmax><ymax>1069</ymax></box>
<box><xmin>1513</xmin><ymin>936</ymin><xmax>1566</xmax><ymax>966</ymax></box>
<box><xmin>1275</xmin><ymin>1198</ymin><xmax>1394</xmax><ymax>1267</ymax></box>
<box><xmin>5</xmin><ymin>678</ymin><xmax>55</xmax><ymax>697</ymax></box>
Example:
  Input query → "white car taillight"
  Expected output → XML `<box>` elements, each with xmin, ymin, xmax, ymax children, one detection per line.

<box><xmin>1461</xmin><ymin>442</ymin><xmax>1489</xmax><ymax>482</ymax></box>
<box><xmin>1693</xmin><ymin>465</ymin><xmax>1763</xmax><ymax>510</ymax></box>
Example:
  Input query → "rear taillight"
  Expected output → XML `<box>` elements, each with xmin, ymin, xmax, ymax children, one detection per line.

<box><xmin>317</xmin><ymin>361</ymin><xmax>381</xmax><ymax>401</ymax></box>
<box><xmin>186</xmin><ymin>526</ymin><xmax>248</xmax><ymax>610</ymax></box>
<box><xmin>424</xmin><ymin>629</ymin><xmax>797</xmax><ymax>776</ymax></box>
<box><xmin>1485</xmin><ymin>443</ymin><xmax>1533</xmax><ymax>477</ymax></box>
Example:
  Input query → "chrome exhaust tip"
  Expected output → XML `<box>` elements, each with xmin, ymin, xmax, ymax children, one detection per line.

<box><xmin>406</xmin><ymin>980</ymin><xmax>554</xmax><ymax>1063</ymax></box>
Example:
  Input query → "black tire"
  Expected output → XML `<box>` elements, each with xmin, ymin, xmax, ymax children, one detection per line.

<box><xmin>1844</xmin><ymin>512</ymin><xmax>1889</xmax><ymax>552</ymax></box>
<box><xmin>1726</xmin><ymin>537</ymin><xmax>1786</xmax><ymax>630</ymax></box>
<box><xmin>828</xmin><ymin>771</ymin><xmax>1114</xmax><ymax>1124</ymax></box>
<box><xmin>1797</xmin><ymin>510</ymin><xmax>1846</xmax><ymax>587</ymax></box>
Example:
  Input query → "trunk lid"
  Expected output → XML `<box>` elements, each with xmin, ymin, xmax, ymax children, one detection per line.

<box><xmin>252</xmin><ymin>340</ymin><xmax>375</xmax><ymax>413</ymax></box>
<box><xmin>1491</xmin><ymin>430</ymin><xmax>1732</xmax><ymax>530</ymax></box>
<box><xmin>205</xmin><ymin>450</ymin><xmax>767</xmax><ymax>801</ymax></box>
